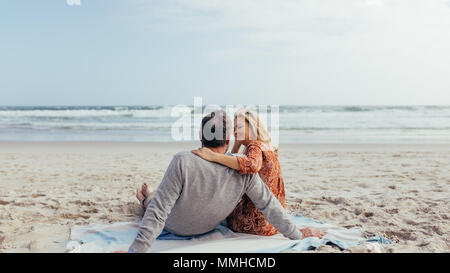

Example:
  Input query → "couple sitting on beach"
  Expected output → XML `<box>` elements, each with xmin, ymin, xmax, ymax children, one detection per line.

<box><xmin>127</xmin><ymin>109</ymin><xmax>325</xmax><ymax>253</ymax></box>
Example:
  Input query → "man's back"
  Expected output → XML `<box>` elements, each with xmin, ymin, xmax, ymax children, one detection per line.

<box><xmin>129</xmin><ymin>151</ymin><xmax>302</xmax><ymax>253</ymax></box>
<box><xmin>164</xmin><ymin>151</ymin><xmax>252</xmax><ymax>235</ymax></box>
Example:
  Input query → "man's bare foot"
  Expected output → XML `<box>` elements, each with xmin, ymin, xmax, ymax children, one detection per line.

<box><xmin>136</xmin><ymin>188</ymin><xmax>146</xmax><ymax>207</ymax></box>
<box><xmin>136</xmin><ymin>183</ymin><xmax>153</xmax><ymax>208</ymax></box>
<box><xmin>141</xmin><ymin>182</ymin><xmax>153</xmax><ymax>198</ymax></box>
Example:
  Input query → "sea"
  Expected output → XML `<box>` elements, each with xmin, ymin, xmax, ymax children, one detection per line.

<box><xmin>0</xmin><ymin>105</ymin><xmax>449</xmax><ymax>144</ymax></box>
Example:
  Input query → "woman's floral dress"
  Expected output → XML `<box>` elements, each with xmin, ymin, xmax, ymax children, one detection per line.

<box><xmin>226</xmin><ymin>140</ymin><xmax>286</xmax><ymax>236</ymax></box>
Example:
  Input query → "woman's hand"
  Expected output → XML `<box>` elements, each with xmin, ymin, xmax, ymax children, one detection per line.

<box><xmin>191</xmin><ymin>147</ymin><xmax>218</xmax><ymax>162</ymax></box>
<box><xmin>299</xmin><ymin>227</ymin><xmax>326</xmax><ymax>239</ymax></box>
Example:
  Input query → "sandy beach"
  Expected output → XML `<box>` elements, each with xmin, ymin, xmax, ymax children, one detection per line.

<box><xmin>0</xmin><ymin>141</ymin><xmax>448</xmax><ymax>253</ymax></box>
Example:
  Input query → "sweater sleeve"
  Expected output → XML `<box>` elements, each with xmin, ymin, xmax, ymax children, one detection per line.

<box><xmin>244</xmin><ymin>174</ymin><xmax>302</xmax><ymax>240</ymax></box>
<box><xmin>128</xmin><ymin>155</ymin><xmax>184</xmax><ymax>253</ymax></box>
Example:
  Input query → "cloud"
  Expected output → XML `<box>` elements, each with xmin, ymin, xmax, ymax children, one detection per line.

<box><xmin>141</xmin><ymin>0</ymin><xmax>369</xmax><ymax>33</ymax></box>
<box><xmin>129</xmin><ymin>0</ymin><xmax>450</xmax><ymax>61</ymax></box>
<box><xmin>366</xmin><ymin>0</ymin><xmax>384</xmax><ymax>6</ymax></box>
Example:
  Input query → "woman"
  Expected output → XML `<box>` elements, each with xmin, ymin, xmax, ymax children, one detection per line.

<box><xmin>191</xmin><ymin>108</ymin><xmax>285</xmax><ymax>236</ymax></box>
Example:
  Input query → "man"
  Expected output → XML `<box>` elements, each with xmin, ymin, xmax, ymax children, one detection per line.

<box><xmin>128</xmin><ymin>110</ymin><xmax>324</xmax><ymax>253</ymax></box>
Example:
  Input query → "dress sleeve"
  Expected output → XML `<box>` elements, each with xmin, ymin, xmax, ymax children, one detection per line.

<box><xmin>237</xmin><ymin>141</ymin><xmax>263</xmax><ymax>174</ymax></box>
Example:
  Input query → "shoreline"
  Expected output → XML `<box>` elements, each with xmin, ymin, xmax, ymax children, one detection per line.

<box><xmin>1</xmin><ymin>141</ymin><xmax>450</xmax><ymax>152</ymax></box>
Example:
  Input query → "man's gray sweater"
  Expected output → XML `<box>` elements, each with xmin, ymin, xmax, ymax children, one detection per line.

<box><xmin>129</xmin><ymin>151</ymin><xmax>302</xmax><ymax>253</ymax></box>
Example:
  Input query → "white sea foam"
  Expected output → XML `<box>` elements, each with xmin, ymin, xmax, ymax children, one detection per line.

<box><xmin>0</xmin><ymin>105</ymin><xmax>449</xmax><ymax>142</ymax></box>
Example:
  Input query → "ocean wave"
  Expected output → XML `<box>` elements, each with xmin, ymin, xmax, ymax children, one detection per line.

<box><xmin>0</xmin><ymin>105</ymin><xmax>166</xmax><ymax>111</ymax></box>
<box><xmin>0</xmin><ymin>107</ymin><xmax>172</xmax><ymax>119</ymax></box>
<box><xmin>1</xmin><ymin>121</ymin><xmax>175</xmax><ymax>130</ymax></box>
<box><xmin>0</xmin><ymin>105</ymin><xmax>449</xmax><ymax>142</ymax></box>
<box><xmin>1</xmin><ymin>105</ymin><xmax>450</xmax><ymax>119</ymax></box>
<box><xmin>341</xmin><ymin>106</ymin><xmax>371</xmax><ymax>112</ymax></box>
<box><xmin>279</xmin><ymin>127</ymin><xmax>450</xmax><ymax>130</ymax></box>
<box><xmin>276</xmin><ymin>105</ymin><xmax>450</xmax><ymax>113</ymax></box>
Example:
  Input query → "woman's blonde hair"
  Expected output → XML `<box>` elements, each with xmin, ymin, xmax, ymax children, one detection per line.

<box><xmin>234</xmin><ymin>108</ymin><xmax>277</xmax><ymax>152</ymax></box>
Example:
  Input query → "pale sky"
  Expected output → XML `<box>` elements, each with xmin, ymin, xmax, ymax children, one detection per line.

<box><xmin>1</xmin><ymin>0</ymin><xmax>450</xmax><ymax>106</ymax></box>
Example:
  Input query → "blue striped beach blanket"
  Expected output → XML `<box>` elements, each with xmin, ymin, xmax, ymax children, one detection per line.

<box><xmin>66</xmin><ymin>214</ymin><xmax>390</xmax><ymax>253</ymax></box>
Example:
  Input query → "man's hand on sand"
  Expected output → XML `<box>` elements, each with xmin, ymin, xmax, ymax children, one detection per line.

<box><xmin>299</xmin><ymin>227</ymin><xmax>326</xmax><ymax>239</ymax></box>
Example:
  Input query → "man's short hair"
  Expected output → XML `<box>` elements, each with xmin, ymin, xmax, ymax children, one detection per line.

<box><xmin>201</xmin><ymin>110</ymin><xmax>231</xmax><ymax>148</ymax></box>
